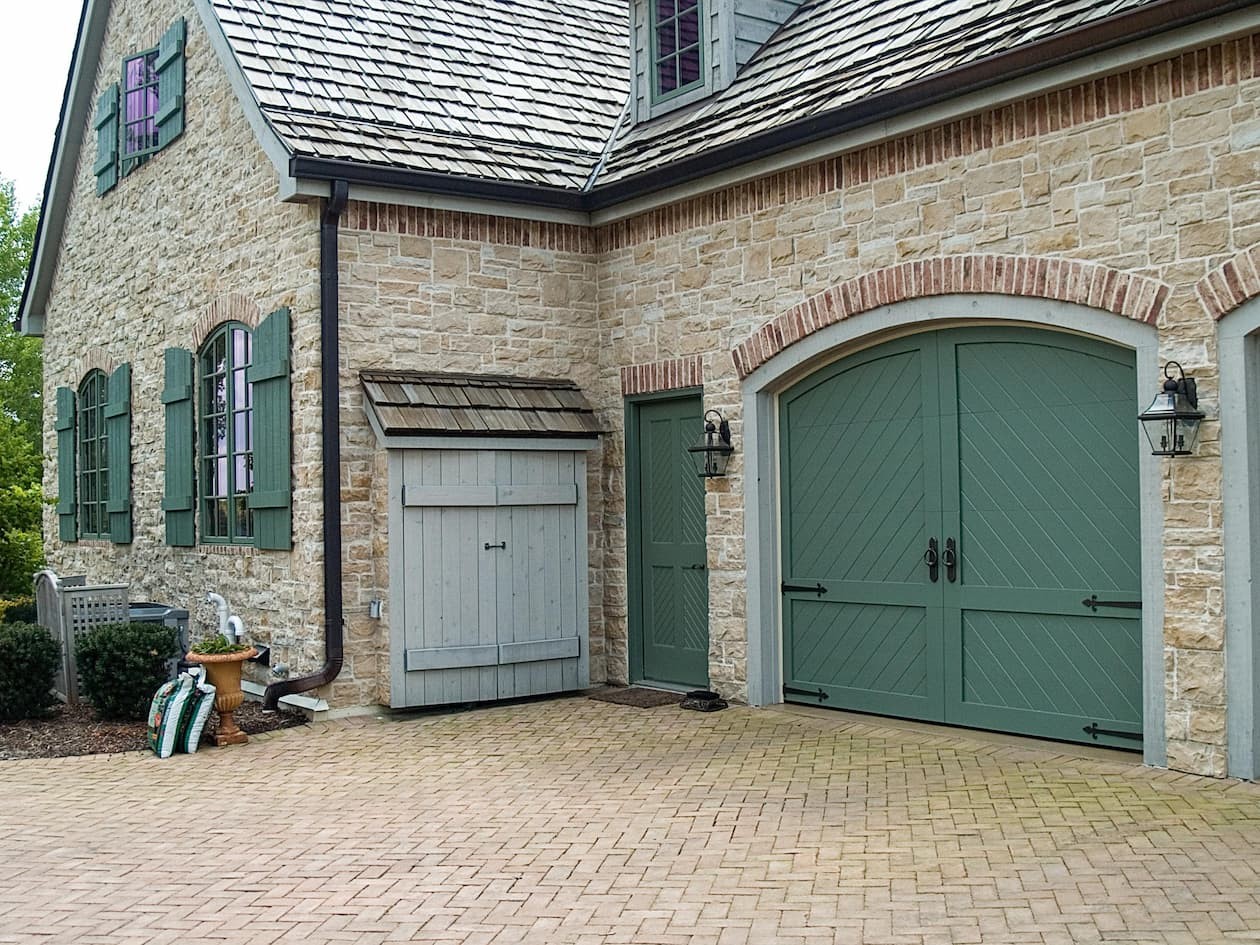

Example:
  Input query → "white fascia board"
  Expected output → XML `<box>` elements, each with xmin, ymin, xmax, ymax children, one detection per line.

<box><xmin>191</xmin><ymin>0</ymin><xmax>293</xmax><ymax>189</ymax></box>
<box><xmin>20</xmin><ymin>0</ymin><xmax>107</xmax><ymax>338</ymax></box>
<box><xmin>288</xmin><ymin>177</ymin><xmax>591</xmax><ymax>226</ymax></box>
<box><xmin>590</xmin><ymin>5</ymin><xmax>1260</xmax><ymax>226</ymax></box>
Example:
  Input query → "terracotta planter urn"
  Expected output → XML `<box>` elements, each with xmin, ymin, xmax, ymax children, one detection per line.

<box><xmin>184</xmin><ymin>648</ymin><xmax>257</xmax><ymax>746</ymax></box>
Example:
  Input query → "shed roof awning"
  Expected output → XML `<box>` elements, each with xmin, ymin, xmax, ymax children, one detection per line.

<box><xmin>361</xmin><ymin>370</ymin><xmax>601</xmax><ymax>439</ymax></box>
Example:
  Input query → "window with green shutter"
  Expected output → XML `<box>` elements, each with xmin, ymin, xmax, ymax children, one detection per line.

<box><xmin>96</xmin><ymin>18</ymin><xmax>186</xmax><ymax>195</ymax></box>
<box><xmin>76</xmin><ymin>371</ymin><xmax>109</xmax><ymax>539</ymax></box>
<box><xmin>198</xmin><ymin>323</ymin><xmax>254</xmax><ymax>544</ymax></box>
<box><xmin>165</xmin><ymin>308</ymin><xmax>291</xmax><ymax>551</ymax></box>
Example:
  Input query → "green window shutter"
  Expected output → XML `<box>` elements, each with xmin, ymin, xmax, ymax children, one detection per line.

<box><xmin>55</xmin><ymin>387</ymin><xmax>77</xmax><ymax>542</ymax></box>
<box><xmin>104</xmin><ymin>363</ymin><xmax>133</xmax><ymax>544</ymax></box>
<box><xmin>247</xmin><ymin>307</ymin><xmax>292</xmax><ymax>550</ymax></box>
<box><xmin>161</xmin><ymin>348</ymin><xmax>195</xmax><ymax>546</ymax></box>
<box><xmin>93</xmin><ymin>85</ymin><xmax>119</xmax><ymax>195</ymax></box>
<box><xmin>154</xmin><ymin>18</ymin><xmax>186</xmax><ymax>151</ymax></box>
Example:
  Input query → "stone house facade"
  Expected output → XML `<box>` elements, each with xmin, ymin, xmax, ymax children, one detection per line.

<box><xmin>21</xmin><ymin>0</ymin><xmax>1260</xmax><ymax>779</ymax></box>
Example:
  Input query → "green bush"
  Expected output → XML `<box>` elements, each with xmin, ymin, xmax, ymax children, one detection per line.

<box><xmin>76</xmin><ymin>622</ymin><xmax>179</xmax><ymax>720</ymax></box>
<box><xmin>0</xmin><ymin>622</ymin><xmax>60</xmax><ymax>720</ymax></box>
<box><xmin>0</xmin><ymin>596</ymin><xmax>36</xmax><ymax>624</ymax></box>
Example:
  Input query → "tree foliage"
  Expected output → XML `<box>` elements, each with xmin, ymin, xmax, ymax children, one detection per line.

<box><xmin>0</xmin><ymin>178</ymin><xmax>45</xmax><ymax>596</ymax></box>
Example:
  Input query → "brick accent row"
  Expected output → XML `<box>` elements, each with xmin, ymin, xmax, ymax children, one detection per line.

<box><xmin>599</xmin><ymin>35</ymin><xmax>1260</xmax><ymax>251</ymax></box>
<box><xmin>194</xmin><ymin>293</ymin><xmax>262</xmax><ymax>346</ymax></box>
<box><xmin>732</xmin><ymin>255</ymin><xmax>1170</xmax><ymax>378</ymax></box>
<box><xmin>344</xmin><ymin>201</ymin><xmax>593</xmax><ymax>253</ymax></box>
<box><xmin>621</xmin><ymin>356</ymin><xmax>704</xmax><ymax>396</ymax></box>
<box><xmin>1198</xmin><ymin>247</ymin><xmax>1260</xmax><ymax>320</ymax></box>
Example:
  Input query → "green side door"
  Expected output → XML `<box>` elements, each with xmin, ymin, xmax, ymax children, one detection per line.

<box><xmin>630</xmin><ymin>394</ymin><xmax>709</xmax><ymax>689</ymax></box>
<box><xmin>781</xmin><ymin>328</ymin><xmax>1142</xmax><ymax>749</ymax></box>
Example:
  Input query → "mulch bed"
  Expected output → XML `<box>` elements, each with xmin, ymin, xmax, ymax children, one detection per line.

<box><xmin>588</xmin><ymin>686</ymin><xmax>683</xmax><ymax>708</ymax></box>
<box><xmin>0</xmin><ymin>700</ymin><xmax>307</xmax><ymax>761</ymax></box>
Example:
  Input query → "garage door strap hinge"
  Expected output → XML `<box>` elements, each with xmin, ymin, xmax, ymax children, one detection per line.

<box><xmin>1081</xmin><ymin>594</ymin><xmax>1142</xmax><ymax>612</ymax></box>
<box><xmin>782</xmin><ymin>582</ymin><xmax>827</xmax><ymax>596</ymax></box>
<box><xmin>784</xmin><ymin>685</ymin><xmax>829</xmax><ymax>701</ymax></box>
<box><xmin>1082</xmin><ymin>723</ymin><xmax>1143</xmax><ymax>741</ymax></box>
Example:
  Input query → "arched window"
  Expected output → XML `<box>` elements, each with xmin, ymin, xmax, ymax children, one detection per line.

<box><xmin>76</xmin><ymin>371</ymin><xmax>110</xmax><ymax>539</ymax></box>
<box><xmin>198</xmin><ymin>323</ymin><xmax>254</xmax><ymax>542</ymax></box>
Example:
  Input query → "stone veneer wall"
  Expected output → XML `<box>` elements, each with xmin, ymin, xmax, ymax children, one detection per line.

<box><xmin>37</xmin><ymin>0</ymin><xmax>1260</xmax><ymax>774</ymax></box>
<box><xmin>40</xmin><ymin>0</ymin><xmax>326</xmax><ymax>693</ymax></box>
<box><xmin>333</xmin><ymin>207</ymin><xmax>605</xmax><ymax>703</ymax></box>
<box><xmin>593</xmin><ymin>35</ymin><xmax>1260</xmax><ymax>777</ymax></box>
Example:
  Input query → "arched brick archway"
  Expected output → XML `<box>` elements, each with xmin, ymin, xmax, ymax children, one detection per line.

<box><xmin>732</xmin><ymin>255</ymin><xmax>1171</xmax><ymax>378</ymax></box>
<box><xmin>1198</xmin><ymin>247</ymin><xmax>1260</xmax><ymax>320</ymax></box>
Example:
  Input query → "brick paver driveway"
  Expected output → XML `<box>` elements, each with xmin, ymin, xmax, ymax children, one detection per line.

<box><xmin>3</xmin><ymin>697</ymin><xmax>1260</xmax><ymax>944</ymax></box>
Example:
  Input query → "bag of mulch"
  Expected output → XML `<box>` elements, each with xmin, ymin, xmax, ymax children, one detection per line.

<box><xmin>147</xmin><ymin>674</ymin><xmax>197</xmax><ymax>758</ymax></box>
<box><xmin>175</xmin><ymin>669</ymin><xmax>216</xmax><ymax>754</ymax></box>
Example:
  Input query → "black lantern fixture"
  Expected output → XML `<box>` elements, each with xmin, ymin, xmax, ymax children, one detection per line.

<box><xmin>1139</xmin><ymin>361</ymin><xmax>1204</xmax><ymax>457</ymax></box>
<box><xmin>688</xmin><ymin>409</ymin><xmax>734</xmax><ymax>478</ymax></box>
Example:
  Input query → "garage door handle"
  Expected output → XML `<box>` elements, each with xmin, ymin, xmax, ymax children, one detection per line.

<box><xmin>923</xmin><ymin>538</ymin><xmax>939</xmax><ymax>582</ymax></box>
<box><xmin>943</xmin><ymin>538</ymin><xmax>957</xmax><ymax>582</ymax></box>
<box><xmin>484</xmin><ymin>541</ymin><xmax>506</xmax><ymax>550</ymax></box>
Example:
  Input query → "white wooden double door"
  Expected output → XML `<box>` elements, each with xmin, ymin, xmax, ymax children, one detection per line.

<box><xmin>392</xmin><ymin>448</ymin><xmax>590</xmax><ymax>707</ymax></box>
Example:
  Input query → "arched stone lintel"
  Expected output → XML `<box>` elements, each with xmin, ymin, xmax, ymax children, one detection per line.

<box><xmin>732</xmin><ymin>255</ymin><xmax>1171</xmax><ymax>379</ymax></box>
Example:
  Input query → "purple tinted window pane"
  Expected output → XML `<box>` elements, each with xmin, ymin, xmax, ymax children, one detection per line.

<box><xmin>234</xmin><ymin>455</ymin><xmax>249</xmax><ymax>489</ymax></box>
<box><xmin>216</xmin><ymin>457</ymin><xmax>228</xmax><ymax>493</ymax></box>
<box><xmin>233</xmin><ymin>368</ymin><xmax>247</xmax><ymax>406</ymax></box>
<box><xmin>232</xmin><ymin>328</ymin><xmax>250</xmax><ymax>366</ymax></box>
<box><xmin>234</xmin><ymin>412</ymin><xmax>248</xmax><ymax>448</ymax></box>
<box><xmin>658</xmin><ymin>57</ymin><xmax>678</xmax><ymax>94</ymax></box>
<box><xmin>678</xmin><ymin>8</ymin><xmax>700</xmax><ymax>45</ymax></box>
<box><xmin>125</xmin><ymin>57</ymin><xmax>145</xmax><ymax>91</ymax></box>
<box><xmin>659</xmin><ymin>20</ymin><xmax>677</xmax><ymax>55</ymax></box>
<box><xmin>656</xmin><ymin>0</ymin><xmax>675</xmax><ymax>20</ymax></box>
<box><xmin>680</xmin><ymin>46</ymin><xmax>701</xmax><ymax>84</ymax></box>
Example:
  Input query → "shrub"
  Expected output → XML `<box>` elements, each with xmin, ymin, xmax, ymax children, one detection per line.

<box><xmin>0</xmin><ymin>622</ymin><xmax>60</xmax><ymax>720</ymax></box>
<box><xmin>0</xmin><ymin>596</ymin><xmax>36</xmax><ymax>624</ymax></box>
<box><xmin>190</xmin><ymin>633</ymin><xmax>249</xmax><ymax>655</ymax></box>
<box><xmin>76</xmin><ymin>622</ymin><xmax>180</xmax><ymax>720</ymax></box>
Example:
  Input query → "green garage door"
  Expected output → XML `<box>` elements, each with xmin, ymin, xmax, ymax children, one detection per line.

<box><xmin>780</xmin><ymin>328</ymin><xmax>1143</xmax><ymax>749</ymax></box>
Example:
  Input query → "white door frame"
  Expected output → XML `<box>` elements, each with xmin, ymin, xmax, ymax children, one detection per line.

<box><xmin>741</xmin><ymin>294</ymin><xmax>1166</xmax><ymax>767</ymax></box>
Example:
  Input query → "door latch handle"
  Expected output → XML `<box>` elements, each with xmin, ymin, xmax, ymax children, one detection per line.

<box><xmin>943</xmin><ymin>538</ymin><xmax>957</xmax><ymax>582</ymax></box>
<box><xmin>924</xmin><ymin>538</ymin><xmax>939</xmax><ymax>582</ymax></box>
<box><xmin>484</xmin><ymin>541</ymin><xmax>506</xmax><ymax>550</ymax></box>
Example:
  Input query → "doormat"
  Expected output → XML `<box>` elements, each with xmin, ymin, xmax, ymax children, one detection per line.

<box><xmin>588</xmin><ymin>687</ymin><xmax>683</xmax><ymax>708</ymax></box>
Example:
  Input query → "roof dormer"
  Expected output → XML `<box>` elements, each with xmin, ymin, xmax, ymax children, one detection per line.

<box><xmin>630</xmin><ymin>0</ymin><xmax>805</xmax><ymax>123</ymax></box>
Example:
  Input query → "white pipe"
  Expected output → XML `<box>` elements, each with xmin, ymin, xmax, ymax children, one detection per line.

<box><xmin>205</xmin><ymin>592</ymin><xmax>230</xmax><ymax>639</ymax></box>
<box><xmin>226</xmin><ymin>615</ymin><xmax>245</xmax><ymax>643</ymax></box>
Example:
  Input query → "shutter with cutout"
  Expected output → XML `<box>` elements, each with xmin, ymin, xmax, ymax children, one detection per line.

<box><xmin>155</xmin><ymin>18</ymin><xmax>186</xmax><ymax>151</ymax></box>
<box><xmin>55</xmin><ymin>387</ymin><xmax>77</xmax><ymax>542</ymax></box>
<box><xmin>247</xmin><ymin>307</ymin><xmax>292</xmax><ymax>550</ymax></box>
<box><xmin>104</xmin><ymin>364</ymin><xmax>132</xmax><ymax>544</ymax></box>
<box><xmin>93</xmin><ymin>85</ymin><xmax>119</xmax><ymax>195</ymax></box>
<box><xmin>162</xmin><ymin>348</ymin><xmax>195</xmax><ymax>546</ymax></box>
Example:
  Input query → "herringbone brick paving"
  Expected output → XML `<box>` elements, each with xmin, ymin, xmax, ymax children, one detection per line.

<box><xmin>2</xmin><ymin>698</ymin><xmax>1259</xmax><ymax>944</ymax></box>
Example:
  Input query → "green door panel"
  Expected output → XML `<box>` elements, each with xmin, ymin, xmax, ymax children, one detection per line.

<box><xmin>781</xmin><ymin>327</ymin><xmax>1143</xmax><ymax>749</ymax></box>
<box><xmin>940</xmin><ymin>330</ymin><xmax>1142</xmax><ymax>745</ymax></box>
<box><xmin>781</xmin><ymin>337</ymin><xmax>943</xmax><ymax>719</ymax></box>
<box><xmin>632</xmin><ymin>395</ymin><xmax>709</xmax><ymax>688</ymax></box>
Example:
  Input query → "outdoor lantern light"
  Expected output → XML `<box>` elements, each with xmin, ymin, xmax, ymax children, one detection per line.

<box><xmin>688</xmin><ymin>409</ymin><xmax>734</xmax><ymax>478</ymax></box>
<box><xmin>1139</xmin><ymin>361</ymin><xmax>1204</xmax><ymax>457</ymax></box>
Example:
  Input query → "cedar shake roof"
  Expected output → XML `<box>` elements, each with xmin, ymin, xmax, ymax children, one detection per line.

<box><xmin>211</xmin><ymin>0</ymin><xmax>628</xmax><ymax>189</ymax></box>
<box><xmin>210</xmin><ymin>0</ymin><xmax>1163</xmax><ymax>192</ymax></box>
<box><xmin>361</xmin><ymin>370</ymin><xmax>602</xmax><ymax>438</ymax></box>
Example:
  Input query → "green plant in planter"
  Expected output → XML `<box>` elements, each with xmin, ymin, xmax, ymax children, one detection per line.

<box><xmin>77</xmin><ymin>622</ymin><xmax>179</xmax><ymax>720</ymax></box>
<box><xmin>189</xmin><ymin>633</ymin><xmax>251</xmax><ymax>655</ymax></box>
<box><xmin>0</xmin><ymin>621</ymin><xmax>60</xmax><ymax>720</ymax></box>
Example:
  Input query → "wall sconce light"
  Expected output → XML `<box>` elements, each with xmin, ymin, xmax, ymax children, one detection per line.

<box><xmin>688</xmin><ymin>409</ymin><xmax>734</xmax><ymax>478</ymax></box>
<box><xmin>1139</xmin><ymin>361</ymin><xmax>1204</xmax><ymax>457</ymax></box>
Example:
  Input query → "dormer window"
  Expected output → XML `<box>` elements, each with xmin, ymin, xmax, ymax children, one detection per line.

<box><xmin>652</xmin><ymin>0</ymin><xmax>703</xmax><ymax>100</ymax></box>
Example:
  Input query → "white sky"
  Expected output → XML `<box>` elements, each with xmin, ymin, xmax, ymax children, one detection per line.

<box><xmin>2</xmin><ymin>1</ymin><xmax>85</xmax><ymax>211</ymax></box>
